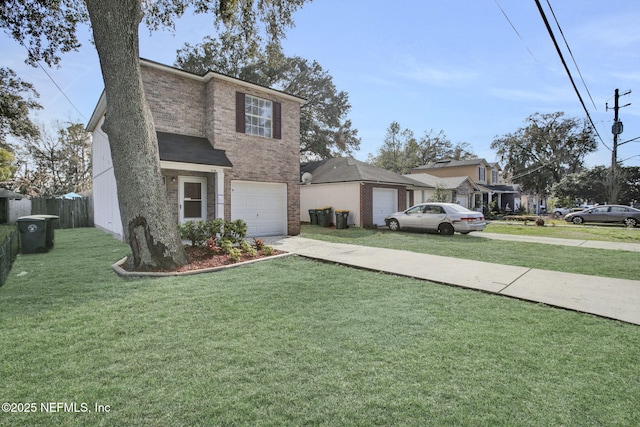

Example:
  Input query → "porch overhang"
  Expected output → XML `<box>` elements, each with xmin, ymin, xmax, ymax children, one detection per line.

<box><xmin>157</xmin><ymin>132</ymin><xmax>233</xmax><ymax>169</ymax></box>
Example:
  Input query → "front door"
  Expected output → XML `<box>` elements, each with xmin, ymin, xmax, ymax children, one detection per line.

<box><xmin>178</xmin><ymin>176</ymin><xmax>207</xmax><ymax>224</ymax></box>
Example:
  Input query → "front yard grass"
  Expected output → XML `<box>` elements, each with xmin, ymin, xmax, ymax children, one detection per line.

<box><xmin>1</xmin><ymin>228</ymin><xmax>639</xmax><ymax>426</ymax></box>
<box><xmin>301</xmin><ymin>225</ymin><xmax>640</xmax><ymax>280</ymax></box>
<box><xmin>487</xmin><ymin>220</ymin><xmax>640</xmax><ymax>243</ymax></box>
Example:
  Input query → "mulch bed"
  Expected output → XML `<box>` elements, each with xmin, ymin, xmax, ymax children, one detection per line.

<box><xmin>174</xmin><ymin>246</ymin><xmax>283</xmax><ymax>273</ymax></box>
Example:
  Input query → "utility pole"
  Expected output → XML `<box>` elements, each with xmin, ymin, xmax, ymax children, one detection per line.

<box><xmin>606</xmin><ymin>88</ymin><xmax>631</xmax><ymax>203</ymax></box>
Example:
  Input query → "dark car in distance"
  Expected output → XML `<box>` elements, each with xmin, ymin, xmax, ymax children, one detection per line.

<box><xmin>564</xmin><ymin>205</ymin><xmax>640</xmax><ymax>227</ymax></box>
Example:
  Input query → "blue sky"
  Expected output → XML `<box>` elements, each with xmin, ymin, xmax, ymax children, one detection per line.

<box><xmin>2</xmin><ymin>0</ymin><xmax>640</xmax><ymax>167</ymax></box>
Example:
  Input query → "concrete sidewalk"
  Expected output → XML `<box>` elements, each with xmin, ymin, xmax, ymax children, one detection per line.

<box><xmin>472</xmin><ymin>232</ymin><xmax>640</xmax><ymax>252</ymax></box>
<box><xmin>268</xmin><ymin>236</ymin><xmax>640</xmax><ymax>326</ymax></box>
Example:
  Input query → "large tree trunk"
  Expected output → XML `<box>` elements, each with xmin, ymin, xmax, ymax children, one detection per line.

<box><xmin>85</xmin><ymin>0</ymin><xmax>188</xmax><ymax>271</ymax></box>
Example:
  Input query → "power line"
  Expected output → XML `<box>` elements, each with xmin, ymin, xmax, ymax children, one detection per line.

<box><xmin>4</xmin><ymin>30</ymin><xmax>86</xmax><ymax>120</ymax></box>
<box><xmin>494</xmin><ymin>0</ymin><xmax>537</xmax><ymax>60</ymax></box>
<box><xmin>545</xmin><ymin>0</ymin><xmax>597</xmax><ymax>111</ymax></box>
<box><xmin>533</xmin><ymin>0</ymin><xmax>607</xmax><ymax>151</ymax></box>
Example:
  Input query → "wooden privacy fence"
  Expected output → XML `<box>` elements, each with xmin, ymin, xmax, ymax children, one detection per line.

<box><xmin>31</xmin><ymin>197</ymin><xmax>94</xmax><ymax>229</ymax></box>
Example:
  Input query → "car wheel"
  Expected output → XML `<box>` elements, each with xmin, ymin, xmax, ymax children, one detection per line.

<box><xmin>572</xmin><ymin>216</ymin><xmax>584</xmax><ymax>225</ymax></box>
<box><xmin>438</xmin><ymin>223</ymin><xmax>455</xmax><ymax>236</ymax></box>
<box><xmin>388</xmin><ymin>219</ymin><xmax>400</xmax><ymax>231</ymax></box>
<box><xmin>624</xmin><ymin>218</ymin><xmax>638</xmax><ymax>227</ymax></box>
<box><xmin>553</xmin><ymin>211</ymin><xmax>562</xmax><ymax>219</ymax></box>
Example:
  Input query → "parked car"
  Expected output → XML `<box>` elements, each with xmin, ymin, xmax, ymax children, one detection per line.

<box><xmin>552</xmin><ymin>207</ymin><xmax>572</xmax><ymax>218</ymax></box>
<box><xmin>385</xmin><ymin>202</ymin><xmax>486</xmax><ymax>235</ymax></box>
<box><xmin>564</xmin><ymin>205</ymin><xmax>640</xmax><ymax>227</ymax></box>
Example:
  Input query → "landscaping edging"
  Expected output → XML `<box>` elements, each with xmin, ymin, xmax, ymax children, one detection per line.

<box><xmin>112</xmin><ymin>252</ymin><xmax>295</xmax><ymax>279</ymax></box>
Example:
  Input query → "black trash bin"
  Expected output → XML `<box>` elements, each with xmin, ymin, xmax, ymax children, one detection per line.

<box><xmin>308</xmin><ymin>209</ymin><xmax>318</xmax><ymax>225</ymax></box>
<box><xmin>316</xmin><ymin>207</ymin><xmax>332</xmax><ymax>227</ymax></box>
<box><xmin>335</xmin><ymin>210</ymin><xmax>350</xmax><ymax>229</ymax></box>
<box><xmin>30</xmin><ymin>215</ymin><xmax>58</xmax><ymax>249</ymax></box>
<box><xmin>17</xmin><ymin>216</ymin><xmax>48</xmax><ymax>254</ymax></box>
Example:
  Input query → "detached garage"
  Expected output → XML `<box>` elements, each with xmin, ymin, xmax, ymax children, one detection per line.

<box><xmin>300</xmin><ymin>157</ymin><xmax>428</xmax><ymax>228</ymax></box>
<box><xmin>231</xmin><ymin>181</ymin><xmax>287</xmax><ymax>236</ymax></box>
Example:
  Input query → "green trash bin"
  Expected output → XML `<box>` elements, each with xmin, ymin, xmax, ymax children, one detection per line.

<box><xmin>17</xmin><ymin>216</ymin><xmax>49</xmax><ymax>254</ymax></box>
<box><xmin>308</xmin><ymin>209</ymin><xmax>318</xmax><ymax>225</ymax></box>
<box><xmin>335</xmin><ymin>210</ymin><xmax>349</xmax><ymax>229</ymax></box>
<box><xmin>316</xmin><ymin>207</ymin><xmax>332</xmax><ymax>227</ymax></box>
<box><xmin>30</xmin><ymin>215</ymin><xmax>58</xmax><ymax>249</ymax></box>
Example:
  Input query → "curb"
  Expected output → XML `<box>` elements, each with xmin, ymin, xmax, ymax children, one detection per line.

<box><xmin>112</xmin><ymin>252</ymin><xmax>295</xmax><ymax>279</ymax></box>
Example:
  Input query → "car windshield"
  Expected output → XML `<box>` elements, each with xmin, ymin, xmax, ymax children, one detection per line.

<box><xmin>445</xmin><ymin>204</ymin><xmax>475</xmax><ymax>213</ymax></box>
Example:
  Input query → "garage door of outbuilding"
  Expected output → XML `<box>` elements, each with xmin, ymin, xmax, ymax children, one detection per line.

<box><xmin>372</xmin><ymin>188</ymin><xmax>397</xmax><ymax>226</ymax></box>
<box><xmin>231</xmin><ymin>181</ymin><xmax>287</xmax><ymax>236</ymax></box>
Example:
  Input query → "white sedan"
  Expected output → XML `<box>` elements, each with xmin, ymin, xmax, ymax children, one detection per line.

<box><xmin>384</xmin><ymin>202</ymin><xmax>486</xmax><ymax>235</ymax></box>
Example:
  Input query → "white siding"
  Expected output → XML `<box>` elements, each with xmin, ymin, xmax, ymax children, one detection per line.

<box><xmin>8</xmin><ymin>199</ymin><xmax>31</xmax><ymax>223</ymax></box>
<box><xmin>91</xmin><ymin>117</ymin><xmax>124</xmax><ymax>239</ymax></box>
<box><xmin>300</xmin><ymin>182</ymin><xmax>360</xmax><ymax>227</ymax></box>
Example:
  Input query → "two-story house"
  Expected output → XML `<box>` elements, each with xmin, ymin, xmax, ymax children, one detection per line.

<box><xmin>410</xmin><ymin>158</ymin><xmax>520</xmax><ymax>213</ymax></box>
<box><xmin>87</xmin><ymin>58</ymin><xmax>305</xmax><ymax>239</ymax></box>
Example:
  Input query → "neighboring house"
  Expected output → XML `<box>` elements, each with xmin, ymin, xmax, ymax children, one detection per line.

<box><xmin>300</xmin><ymin>157</ymin><xmax>429</xmax><ymax>227</ymax></box>
<box><xmin>0</xmin><ymin>189</ymin><xmax>28</xmax><ymax>224</ymax></box>
<box><xmin>410</xmin><ymin>158</ymin><xmax>520</xmax><ymax>212</ymax></box>
<box><xmin>404</xmin><ymin>174</ymin><xmax>481</xmax><ymax>209</ymax></box>
<box><xmin>87</xmin><ymin>58</ymin><xmax>305</xmax><ymax>239</ymax></box>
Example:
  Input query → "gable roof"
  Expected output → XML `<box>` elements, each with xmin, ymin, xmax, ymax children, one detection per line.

<box><xmin>411</xmin><ymin>158</ymin><xmax>492</xmax><ymax>171</ymax></box>
<box><xmin>301</xmin><ymin>157</ymin><xmax>425</xmax><ymax>186</ymax></box>
<box><xmin>157</xmin><ymin>132</ymin><xmax>233</xmax><ymax>168</ymax></box>
<box><xmin>0</xmin><ymin>188</ymin><xmax>25</xmax><ymax>199</ymax></box>
<box><xmin>405</xmin><ymin>174</ymin><xmax>480</xmax><ymax>191</ymax></box>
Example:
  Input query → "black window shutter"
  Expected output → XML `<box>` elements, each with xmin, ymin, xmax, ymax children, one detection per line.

<box><xmin>236</xmin><ymin>92</ymin><xmax>245</xmax><ymax>133</ymax></box>
<box><xmin>273</xmin><ymin>101</ymin><xmax>281</xmax><ymax>139</ymax></box>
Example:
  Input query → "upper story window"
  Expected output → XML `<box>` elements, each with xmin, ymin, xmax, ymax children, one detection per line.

<box><xmin>245</xmin><ymin>94</ymin><xmax>272</xmax><ymax>137</ymax></box>
<box><xmin>478</xmin><ymin>167</ymin><xmax>486</xmax><ymax>182</ymax></box>
<box><xmin>236</xmin><ymin>92</ymin><xmax>282</xmax><ymax>139</ymax></box>
<box><xmin>492</xmin><ymin>170</ymin><xmax>499</xmax><ymax>184</ymax></box>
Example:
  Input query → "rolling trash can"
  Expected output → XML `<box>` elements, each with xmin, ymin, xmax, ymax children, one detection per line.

<box><xmin>308</xmin><ymin>209</ymin><xmax>318</xmax><ymax>225</ymax></box>
<box><xmin>316</xmin><ymin>207</ymin><xmax>332</xmax><ymax>227</ymax></box>
<box><xmin>335</xmin><ymin>210</ymin><xmax>350</xmax><ymax>229</ymax></box>
<box><xmin>30</xmin><ymin>214</ymin><xmax>59</xmax><ymax>249</ymax></box>
<box><xmin>17</xmin><ymin>216</ymin><xmax>49</xmax><ymax>254</ymax></box>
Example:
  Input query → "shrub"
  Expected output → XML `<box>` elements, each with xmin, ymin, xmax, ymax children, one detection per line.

<box><xmin>227</xmin><ymin>247</ymin><xmax>242</xmax><ymax>263</ymax></box>
<box><xmin>178</xmin><ymin>220</ymin><xmax>207</xmax><ymax>246</ymax></box>
<box><xmin>219</xmin><ymin>238</ymin><xmax>234</xmax><ymax>255</ymax></box>
<box><xmin>178</xmin><ymin>219</ymin><xmax>248</xmax><ymax>247</ymax></box>
<box><xmin>240</xmin><ymin>240</ymin><xmax>257</xmax><ymax>257</ymax></box>
<box><xmin>262</xmin><ymin>245</ymin><xmax>274</xmax><ymax>256</ymax></box>
<box><xmin>535</xmin><ymin>217</ymin><xmax>545</xmax><ymax>226</ymax></box>
<box><xmin>223</xmin><ymin>219</ymin><xmax>248</xmax><ymax>245</ymax></box>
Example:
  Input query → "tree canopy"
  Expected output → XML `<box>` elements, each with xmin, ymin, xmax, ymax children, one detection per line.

<box><xmin>552</xmin><ymin>165</ymin><xmax>640</xmax><ymax>206</ymax></box>
<box><xmin>176</xmin><ymin>36</ymin><xmax>360</xmax><ymax>159</ymax></box>
<box><xmin>369</xmin><ymin>122</ymin><xmax>476</xmax><ymax>174</ymax></box>
<box><xmin>491</xmin><ymin>112</ymin><xmax>596</xmax><ymax>195</ymax></box>
<box><xmin>0</xmin><ymin>67</ymin><xmax>41</xmax><ymax>149</ymax></box>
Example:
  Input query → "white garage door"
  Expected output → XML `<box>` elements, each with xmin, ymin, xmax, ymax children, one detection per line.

<box><xmin>231</xmin><ymin>181</ymin><xmax>287</xmax><ymax>236</ymax></box>
<box><xmin>372</xmin><ymin>188</ymin><xmax>398</xmax><ymax>226</ymax></box>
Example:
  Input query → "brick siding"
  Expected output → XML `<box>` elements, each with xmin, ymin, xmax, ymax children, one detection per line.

<box><xmin>141</xmin><ymin>62</ymin><xmax>301</xmax><ymax>235</ymax></box>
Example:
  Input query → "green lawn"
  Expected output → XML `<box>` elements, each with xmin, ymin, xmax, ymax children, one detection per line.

<box><xmin>487</xmin><ymin>220</ymin><xmax>640</xmax><ymax>243</ymax></box>
<box><xmin>1</xmin><ymin>228</ymin><xmax>639</xmax><ymax>426</ymax></box>
<box><xmin>300</xmin><ymin>224</ymin><xmax>640</xmax><ymax>280</ymax></box>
